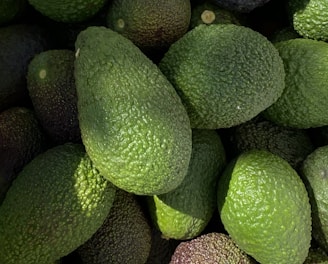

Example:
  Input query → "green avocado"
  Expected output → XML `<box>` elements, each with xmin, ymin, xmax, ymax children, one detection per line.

<box><xmin>0</xmin><ymin>143</ymin><xmax>117</xmax><ymax>264</ymax></box>
<box><xmin>74</xmin><ymin>26</ymin><xmax>192</xmax><ymax>195</ymax></box>
<box><xmin>27</xmin><ymin>49</ymin><xmax>80</xmax><ymax>145</ymax></box>
<box><xmin>77</xmin><ymin>188</ymin><xmax>152</xmax><ymax>263</ymax></box>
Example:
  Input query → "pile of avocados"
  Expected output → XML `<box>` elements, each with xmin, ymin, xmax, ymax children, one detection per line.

<box><xmin>2</xmin><ymin>0</ymin><xmax>328</xmax><ymax>263</ymax></box>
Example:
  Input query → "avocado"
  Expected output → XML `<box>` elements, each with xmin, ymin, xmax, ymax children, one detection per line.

<box><xmin>221</xmin><ymin>115</ymin><xmax>315</xmax><ymax>170</ymax></box>
<box><xmin>263</xmin><ymin>38</ymin><xmax>328</xmax><ymax>128</ymax></box>
<box><xmin>74</xmin><ymin>26</ymin><xmax>192</xmax><ymax>195</ymax></box>
<box><xmin>147</xmin><ymin>129</ymin><xmax>226</xmax><ymax>240</ymax></box>
<box><xmin>159</xmin><ymin>24</ymin><xmax>285</xmax><ymax>129</ymax></box>
<box><xmin>0</xmin><ymin>23</ymin><xmax>49</xmax><ymax>112</ymax></box>
<box><xmin>27</xmin><ymin>0</ymin><xmax>108</xmax><ymax>23</ymax></box>
<box><xmin>169</xmin><ymin>232</ymin><xmax>255</xmax><ymax>263</ymax></box>
<box><xmin>217</xmin><ymin>149</ymin><xmax>312</xmax><ymax>263</ymax></box>
<box><xmin>301</xmin><ymin>145</ymin><xmax>328</xmax><ymax>254</ymax></box>
<box><xmin>0</xmin><ymin>106</ymin><xmax>46</xmax><ymax>204</ymax></box>
<box><xmin>77</xmin><ymin>188</ymin><xmax>152</xmax><ymax>264</ymax></box>
<box><xmin>27</xmin><ymin>49</ymin><xmax>80</xmax><ymax>145</ymax></box>
<box><xmin>106</xmin><ymin>0</ymin><xmax>191</xmax><ymax>54</ymax></box>
<box><xmin>288</xmin><ymin>0</ymin><xmax>328</xmax><ymax>41</ymax></box>
<box><xmin>0</xmin><ymin>143</ymin><xmax>117</xmax><ymax>264</ymax></box>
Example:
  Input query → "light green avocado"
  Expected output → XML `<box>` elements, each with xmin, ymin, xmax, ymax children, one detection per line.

<box><xmin>288</xmin><ymin>0</ymin><xmax>328</xmax><ymax>41</ymax></box>
<box><xmin>0</xmin><ymin>143</ymin><xmax>117</xmax><ymax>264</ymax></box>
<box><xmin>74</xmin><ymin>26</ymin><xmax>192</xmax><ymax>195</ymax></box>
<box><xmin>147</xmin><ymin>129</ymin><xmax>226</xmax><ymax>240</ymax></box>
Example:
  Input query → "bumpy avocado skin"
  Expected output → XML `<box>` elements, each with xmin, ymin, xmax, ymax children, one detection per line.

<box><xmin>0</xmin><ymin>143</ymin><xmax>117</xmax><ymax>264</ymax></box>
<box><xmin>106</xmin><ymin>0</ymin><xmax>191</xmax><ymax>52</ymax></box>
<box><xmin>74</xmin><ymin>26</ymin><xmax>192</xmax><ymax>195</ymax></box>
<box><xmin>28</xmin><ymin>0</ymin><xmax>108</xmax><ymax>23</ymax></box>
<box><xmin>159</xmin><ymin>24</ymin><xmax>285</xmax><ymax>129</ymax></box>
<box><xmin>77</xmin><ymin>188</ymin><xmax>152</xmax><ymax>264</ymax></box>
<box><xmin>27</xmin><ymin>49</ymin><xmax>80</xmax><ymax>145</ymax></box>
<box><xmin>222</xmin><ymin>115</ymin><xmax>314</xmax><ymax>170</ymax></box>
<box><xmin>288</xmin><ymin>0</ymin><xmax>328</xmax><ymax>41</ymax></box>
<box><xmin>170</xmin><ymin>232</ymin><xmax>255</xmax><ymax>263</ymax></box>
<box><xmin>147</xmin><ymin>129</ymin><xmax>226</xmax><ymax>240</ymax></box>
<box><xmin>0</xmin><ymin>106</ymin><xmax>46</xmax><ymax>204</ymax></box>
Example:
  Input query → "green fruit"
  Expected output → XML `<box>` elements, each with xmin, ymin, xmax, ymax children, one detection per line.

<box><xmin>264</xmin><ymin>38</ymin><xmax>328</xmax><ymax>128</ymax></box>
<box><xmin>301</xmin><ymin>145</ymin><xmax>328</xmax><ymax>253</ymax></box>
<box><xmin>288</xmin><ymin>0</ymin><xmax>328</xmax><ymax>41</ymax></box>
<box><xmin>223</xmin><ymin>115</ymin><xmax>314</xmax><ymax>170</ymax></box>
<box><xmin>106</xmin><ymin>0</ymin><xmax>191</xmax><ymax>52</ymax></box>
<box><xmin>0</xmin><ymin>106</ymin><xmax>46</xmax><ymax>204</ymax></box>
<box><xmin>147</xmin><ymin>129</ymin><xmax>226</xmax><ymax>240</ymax></box>
<box><xmin>169</xmin><ymin>232</ymin><xmax>255</xmax><ymax>263</ymax></box>
<box><xmin>217</xmin><ymin>149</ymin><xmax>312</xmax><ymax>264</ymax></box>
<box><xmin>74</xmin><ymin>26</ymin><xmax>192</xmax><ymax>195</ymax></box>
<box><xmin>27</xmin><ymin>49</ymin><xmax>80</xmax><ymax>145</ymax></box>
<box><xmin>159</xmin><ymin>24</ymin><xmax>285</xmax><ymax>129</ymax></box>
<box><xmin>0</xmin><ymin>143</ymin><xmax>116</xmax><ymax>264</ymax></box>
<box><xmin>77</xmin><ymin>188</ymin><xmax>152</xmax><ymax>264</ymax></box>
<box><xmin>27</xmin><ymin>0</ymin><xmax>107</xmax><ymax>23</ymax></box>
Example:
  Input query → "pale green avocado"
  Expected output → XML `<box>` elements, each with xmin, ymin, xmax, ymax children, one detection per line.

<box><xmin>217</xmin><ymin>149</ymin><xmax>312</xmax><ymax>264</ymax></box>
<box><xmin>288</xmin><ymin>0</ymin><xmax>328</xmax><ymax>41</ymax></box>
<box><xmin>74</xmin><ymin>26</ymin><xmax>192</xmax><ymax>195</ymax></box>
<box><xmin>147</xmin><ymin>129</ymin><xmax>226</xmax><ymax>240</ymax></box>
<box><xmin>0</xmin><ymin>143</ymin><xmax>117</xmax><ymax>264</ymax></box>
